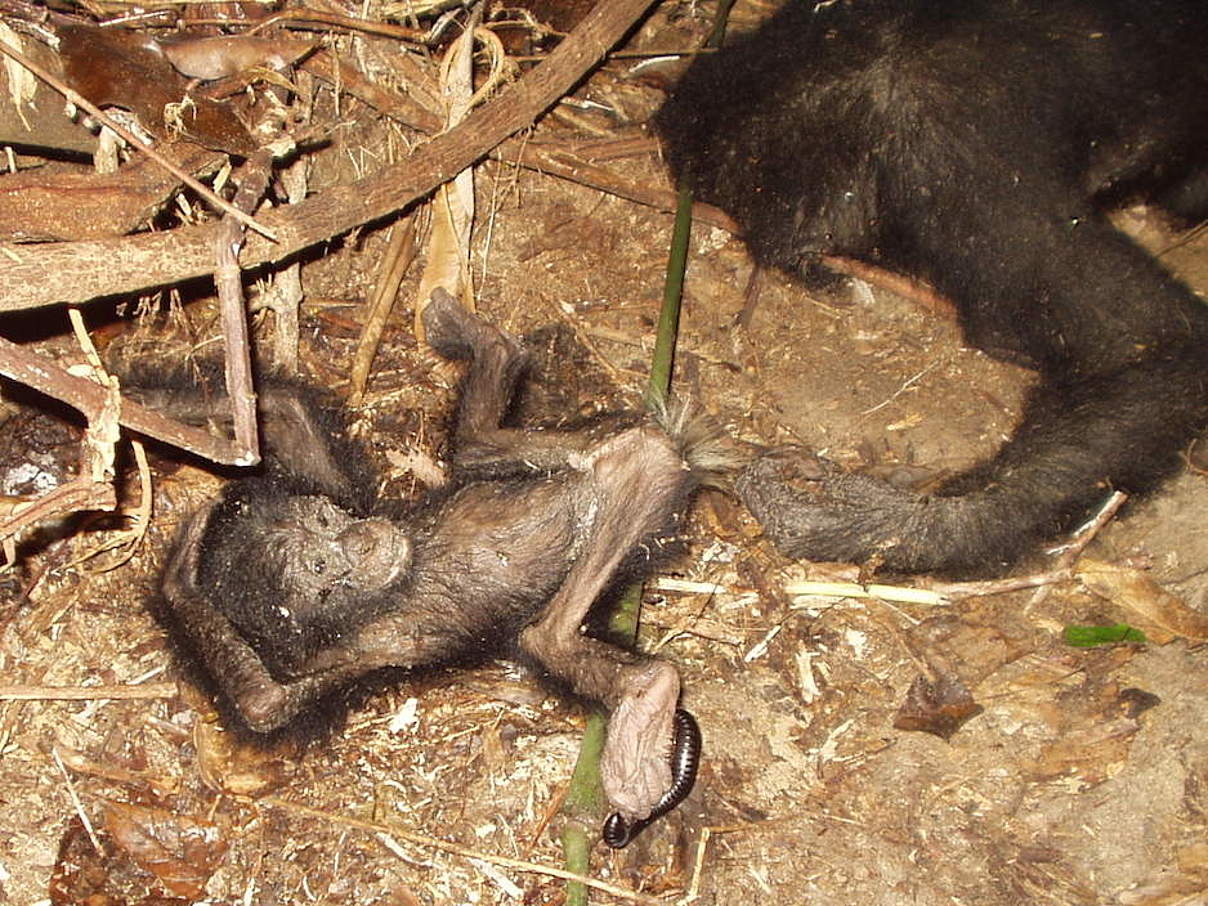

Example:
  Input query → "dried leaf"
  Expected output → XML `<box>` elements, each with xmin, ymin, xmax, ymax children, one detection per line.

<box><xmin>103</xmin><ymin>801</ymin><xmax>227</xmax><ymax>899</ymax></box>
<box><xmin>892</xmin><ymin>673</ymin><xmax>983</xmax><ymax>741</ymax></box>
<box><xmin>1027</xmin><ymin>715</ymin><xmax>1140</xmax><ymax>784</ymax></box>
<box><xmin>160</xmin><ymin>36</ymin><xmax>315</xmax><ymax>81</ymax></box>
<box><xmin>58</xmin><ymin>25</ymin><xmax>255</xmax><ymax>155</ymax></box>
<box><xmin>1114</xmin><ymin>687</ymin><xmax>1161</xmax><ymax>719</ymax></box>
<box><xmin>0</xmin><ymin>24</ymin><xmax>37</xmax><ymax>130</ymax></box>
<box><xmin>1117</xmin><ymin>878</ymin><xmax>1208</xmax><ymax>906</ymax></box>
<box><xmin>1078</xmin><ymin>559</ymin><xmax>1208</xmax><ymax>641</ymax></box>
<box><xmin>415</xmin><ymin>27</ymin><xmax>478</xmax><ymax>338</ymax></box>
<box><xmin>0</xmin><ymin>32</ymin><xmax>97</xmax><ymax>155</ymax></box>
<box><xmin>1020</xmin><ymin>677</ymin><xmax>1153</xmax><ymax>785</ymax></box>
<box><xmin>49</xmin><ymin>817</ymin><xmax>111</xmax><ymax>906</ymax></box>
<box><xmin>51</xmin><ymin>815</ymin><xmax>193</xmax><ymax>906</ymax></box>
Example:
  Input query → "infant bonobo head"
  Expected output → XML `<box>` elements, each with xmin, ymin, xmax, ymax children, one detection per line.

<box><xmin>195</xmin><ymin>481</ymin><xmax>413</xmax><ymax>677</ymax></box>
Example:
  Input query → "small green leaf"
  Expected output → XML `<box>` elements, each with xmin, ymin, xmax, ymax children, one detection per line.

<box><xmin>1063</xmin><ymin>622</ymin><xmax>1147</xmax><ymax>647</ymax></box>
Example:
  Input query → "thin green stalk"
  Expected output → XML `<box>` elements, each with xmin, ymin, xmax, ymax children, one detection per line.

<box><xmin>646</xmin><ymin>181</ymin><xmax>694</xmax><ymax>408</ymax></box>
<box><xmin>558</xmin><ymin>3</ymin><xmax>736</xmax><ymax>895</ymax></box>
<box><xmin>705</xmin><ymin>0</ymin><xmax>738</xmax><ymax>49</ymax></box>
<box><xmin>559</xmin><ymin>183</ymin><xmax>695</xmax><ymax>901</ymax></box>
<box><xmin>562</xmin><ymin>709</ymin><xmax>607</xmax><ymax>906</ymax></box>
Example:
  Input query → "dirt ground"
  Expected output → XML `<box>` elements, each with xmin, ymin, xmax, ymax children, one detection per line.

<box><xmin>2</xmin><ymin>2</ymin><xmax>1207</xmax><ymax>904</ymax></box>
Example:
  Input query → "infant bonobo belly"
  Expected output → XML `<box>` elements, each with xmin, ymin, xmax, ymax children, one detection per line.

<box><xmin>421</xmin><ymin>476</ymin><xmax>581</xmax><ymax>595</ymax></box>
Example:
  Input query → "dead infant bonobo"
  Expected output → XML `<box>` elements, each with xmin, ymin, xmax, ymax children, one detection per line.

<box><xmin>161</xmin><ymin>290</ymin><xmax>708</xmax><ymax>845</ymax></box>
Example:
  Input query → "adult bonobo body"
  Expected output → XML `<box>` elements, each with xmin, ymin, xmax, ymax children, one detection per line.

<box><xmin>655</xmin><ymin>0</ymin><xmax>1208</xmax><ymax>574</ymax></box>
<box><xmin>159</xmin><ymin>290</ymin><xmax>715</xmax><ymax>839</ymax></box>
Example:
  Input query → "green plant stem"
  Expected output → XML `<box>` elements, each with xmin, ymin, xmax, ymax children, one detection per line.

<box><xmin>558</xmin><ymin>182</ymin><xmax>695</xmax><ymax>901</ymax></box>
<box><xmin>561</xmin><ymin>818</ymin><xmax>595</xmax><ymax>906</ymax></box>
<box><xmin>562</xmin><ymin>709</ymin><xmax>607</xmax><ymax>906</ymax></box>
<box><xmin>647</xmin><ymin>181</ymin><xmax>694</xmax><ymax>408</ymax></box>
<box><xmin>705</xmin><ymin>0</ymin><xmax>738</xmax><ymax>49</ymax></box>
<box><xmin>557</xmin><ymin>0</ymin><xmax>736</xmax><ymax>891</ymax></box>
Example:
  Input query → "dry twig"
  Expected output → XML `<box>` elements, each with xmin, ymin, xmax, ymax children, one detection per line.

<box><xmin>0</xmin><ymin>682</ymin><xmax>177</xmax><ymax>700</ymax></box>
<box><xmin>0</xmin><ymin>0</ymin><xmax>662</xmax><ymax>310</ymax></box>
<box><xmin>213</xmin><ymin>147</ymin><xmax>284</xmax><ymax>464</ymax></box>
<box><xmin>54</xmin><ymin>744</ymin><xmax>180</xmax><ymax>794</ymax></box>
<box><xmin>260</xmin><ymin>796</ymin><xmax>665</xmax><ymax>905</ymax></box>
<box><xmin>349</xmin><ymin>214</ymin><xmax>422</xmax><ymax>405</ymax></box>
<box><xmin>0</xmin><ymin>310</ymin><xmax>121</xmax><ymax>544</ymax></box>
<box><xmin>0</xmin><ymin>336</ymin><xmax>254</xmax><ymax>464</ymax></box>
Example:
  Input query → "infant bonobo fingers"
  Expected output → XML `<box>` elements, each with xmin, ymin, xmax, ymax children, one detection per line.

<box><xmin>235</xmin><ymin>682</ymin><xmax>289</xmax><ymax>733</ymax></box>
<box><xmin>603</xmin><ymin>709</ymin><xmax>702</xmax><ymax>849</ymax></box>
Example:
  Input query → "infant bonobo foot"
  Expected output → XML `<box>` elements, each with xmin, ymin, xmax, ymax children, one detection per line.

<box><xmin>422</xmin><ymin>287</ymin><xmax>524</xmax><ymax>365</ymax></box>
<box><xmin>603</xmin><ymin>709</ymin><xmax>701</xmax><ymax>849</ymax></box>
<box><xmin>737</xmin><ymin>446</ymin><xmax>929</xmax><ymax>568</ymax></box>
<box><xmin>598</xmin><ymin>661</ymin><xmax>702</xmax><ymax>847</ymax></box>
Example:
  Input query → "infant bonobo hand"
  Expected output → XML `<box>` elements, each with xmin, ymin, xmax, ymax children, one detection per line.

<box><xmin>599</xmin><ymin>661</ymin><xmax>702</xmax><ymax>848</ymax></box>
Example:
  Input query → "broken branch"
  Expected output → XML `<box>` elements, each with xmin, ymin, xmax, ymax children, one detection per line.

<box><xmin>0</xmin><ymin>334</ymin><xmax>255</xmax><ymax>464</ymax></box>
<box><xmin>0</xmin><ymin>0</ymin><xmax>660</xmax><ymax>310</ymax></box>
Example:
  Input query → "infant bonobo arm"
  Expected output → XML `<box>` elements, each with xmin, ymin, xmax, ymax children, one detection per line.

<box><xmin>162</xmin><ymin>506</ymin><xmax>364</xmax><ymax>732</ymax></box>
<box><xmin>256</xmin><ymin>386</ymin><xmax>359</xmax><ymax>499</ymax></box>
<box><xmin>122</xmin><ymin>370</ymin><xmax>358</xmax><ymax>500</ymax></box>
<box><xmin>423</xmin><ymin>288</ymin><xmax>608</xmax><ymax>471</ymax></box>
<box><xmin>517</xmin><ymin>426</ymin><xmax>692</xmax><ymax>824</ymax></box>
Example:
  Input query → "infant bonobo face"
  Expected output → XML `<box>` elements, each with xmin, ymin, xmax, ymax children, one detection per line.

<box><xmin>268</xmin><ymin>496</ymin><xmax>412</xmax><ymax>613</ymax></box>
<box><xmin>198</xmin><ymin>491</ymin><xmax>414</xmax><ymax>675</ymax></box>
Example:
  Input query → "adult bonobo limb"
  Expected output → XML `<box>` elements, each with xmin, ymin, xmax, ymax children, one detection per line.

<box><xmin>655</xmin><ymin>0</ymin><xmax>1208</xmax><ymax>574</ymax></box>
<box><xmin>157</xmin><ymin>289</ymin><xmax>714</xmax><ymax>838</ymax></box>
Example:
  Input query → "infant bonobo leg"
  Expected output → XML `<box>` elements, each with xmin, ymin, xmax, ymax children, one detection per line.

<box><xmin>162</xmin><ymin>507</ymin><xmax>362</xmax><ymax>732</ymax></box>
<box><xmin>422</xmin><ymin>288</ymin><xmax>610</xmax><ymax>469</ymax></box>
<box><xmin>517</xmin><ymin>426</ymin><xmax>692</xmax><ymax>824</ymax></box>
<box><xmin>423</xmin><ymin>288</ymin><xmax>527</xmax><ymax>451</ymax></box>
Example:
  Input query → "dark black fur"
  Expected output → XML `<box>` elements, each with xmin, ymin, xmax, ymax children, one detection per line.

<box><xmin>655</xmin><ymin>0</ymin><xmax>1208</xmax><ymax>573</ymax></box>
